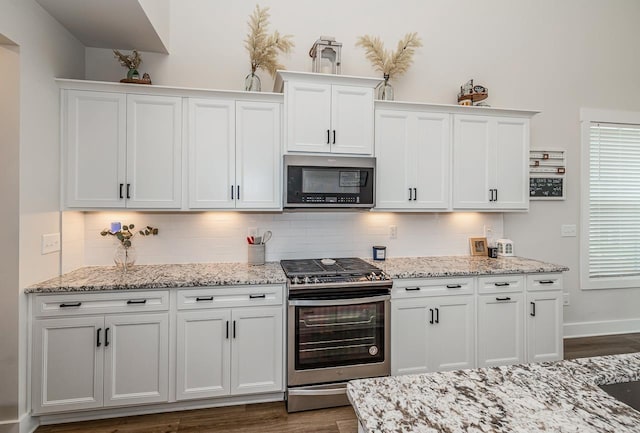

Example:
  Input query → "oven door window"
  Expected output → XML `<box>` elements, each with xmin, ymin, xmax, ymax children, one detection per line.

<box><xmin>295</xmin><ymin>300</ymin><xmax>385</xmax><ymax>370</ymax></box>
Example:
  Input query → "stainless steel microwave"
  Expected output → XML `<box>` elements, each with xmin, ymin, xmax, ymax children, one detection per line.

<box><xmin>283</xmin><ymin>155</ymin><xmax>375</xmax><ymax>209</ymax></box>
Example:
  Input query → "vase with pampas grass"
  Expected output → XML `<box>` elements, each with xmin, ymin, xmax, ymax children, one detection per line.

<box><xmin>244</xmin><ymin>5</ymin><xmax>294</xmax><ymax>91</ymax></box>
<box><xmin>356</xmin><ymin>33</ymin><xmax>422</xmax><ymax>100</ymax></box>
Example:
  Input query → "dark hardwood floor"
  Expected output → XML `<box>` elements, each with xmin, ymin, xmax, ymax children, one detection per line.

<box><xmin>36</xmin><ymin>333</ymin><xmax>640</xmax><ymax>433</ymax></box>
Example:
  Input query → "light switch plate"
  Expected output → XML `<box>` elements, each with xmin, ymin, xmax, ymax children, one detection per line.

<box><xmin>561</xmin><ymin>224</ymin><xmax>577</xmax><ymax>237</ymax></box>
<box><xmin>42</xmin><ymin>233</ymin><xmax>61</xmax><ymax>254</ymax></box>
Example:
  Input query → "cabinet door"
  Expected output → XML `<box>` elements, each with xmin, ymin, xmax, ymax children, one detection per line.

<box><xmin>285</xmin><ymin>81</ymin><xmax>331</xmax><ymax>153</ymax></box>
<box><xmin>65</xmin><ymin>90</ymin><xmax>126</xmax><ymax>208</ymax></box>
<box><xmin>126</xmin><ymin>94</ymin><xmax>182</xmax><ymax>208</ymax></box>
<box><xmin>176</xmin><ymin>310</ymin><xmax>231</xmax><ymax>400</ymax></box>
<box><xmin>413</xmin><ymin>112</ymin><xmax>450</xmax><ymax>209</ymax></box>
<box><xmin>236</xmin><ymin>101</ymin><xmax>282</xmax><ymax>209</ymax></box>
<box><xmin>188</xmin><ymin>98</ymin><xmax>235</xmax><ymax>209</ymax></box>
<box><xmin>493</xmin><ymin>118</ymin><xmax>529</xmax><ymax>210</ymax></box>
<box><xmin>32</xmin><ymin>317</ymin><xmax>104</xmax><ymax>414</ymax></box>
<box><xmin>452</xmin><ymin>114</ymin><xmax>492</xmax><ymax>209</ymax></box>
<box><xmin>527</xmin><ymin>291</ymin><xmax>563</xmax><ymax>363</ymax></box>
<box><xmin>477</xmin><ymin>294</ymin><xmax>525</xmax><ymax>367</ymax></box>
<box><xmin>375</xmin><ymin>110</ymin><xmax>412</xmax><ymax>209</ymax></box>
<box><xmin>330</xmin><ymin>85</ymin><xmax>374</xmax><ymax>155</ymax></box>
<box><xmin>230</xmin><ymin>306</ymin><xmax>283</xmax><ymax>395</ymax></box>
<box><xmin>391</xmin><ymin>299</ymin><xmax>430</xmax><ymax>375</ymax></box>
<box><xmin>429</xmin><ymin>296</ymin><xmax>475</xmax><ymax>371</ymax></box>
<box><xmin>103</xmin><ymin>313</ymin><xmax>169</xmax><ymax>406</ymax></box>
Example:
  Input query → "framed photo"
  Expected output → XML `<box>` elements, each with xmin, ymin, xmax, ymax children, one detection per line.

<box><xmin>469</xmin><ymin>237</ymin><xmax>488</xmax><ymax>256</ymax></box>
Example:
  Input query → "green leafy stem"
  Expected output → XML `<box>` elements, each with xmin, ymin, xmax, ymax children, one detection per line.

<box><xmin>100</xmin><ymin>224</ymin><xmax>158</xmax><ymax>248</ymax></box>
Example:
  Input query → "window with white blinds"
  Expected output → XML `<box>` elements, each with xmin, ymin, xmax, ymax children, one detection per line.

<box><xmin>587</xmin><ymin>122</ymin><xmax>640</xmax><ymax>281</ymax></box>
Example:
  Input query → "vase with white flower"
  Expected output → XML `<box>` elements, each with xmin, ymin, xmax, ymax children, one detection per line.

<box><xmin>100</xmin><ymin>223</ymin><xmax>158</xmax><ymax>272</ymax></box>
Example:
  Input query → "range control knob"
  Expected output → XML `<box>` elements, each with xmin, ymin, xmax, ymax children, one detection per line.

<box><xmin>313</xmin><ymin>277</ymin><xmax>320</xmax><ymax>284</ymax></box>
<box><xmin>303</xmin><ymin>276</ymin><xmax>311</xmax><ymax>284</ymax></box>
<box><xmin>369</xmin><ymin>272</ymin><xmax>378</xmax><ymax>281</ymax></box>
<box><xmin>291</xmin><ymin>276</ymin><xmax>301</xmax><ymax>285</ymax></box>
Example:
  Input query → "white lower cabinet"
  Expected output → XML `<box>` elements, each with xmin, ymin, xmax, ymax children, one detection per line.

<box><xmin>477</xmin><ymin>293</ymin><xmax>525</xmax><ymax>367</ymax></box>
<box><xmin>526</xmin><ymin>273</ymin><xmax>564</xmax><ymax>363</ymax></box>
<box><xmin>391</xmin><ymin>286</ymin><xmax>475</xmax><ymax>375</ymax></box>
<box><xmin>32</xmin><ymin>292</ymin><xmax>170</xmax><ymax>415</ymax></box>
<box><xmin>175</xmin><ymin>286</ymin><xmax>284</xmax><ymax>401</ymax></box>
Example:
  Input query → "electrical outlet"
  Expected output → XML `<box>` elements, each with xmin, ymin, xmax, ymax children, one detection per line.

<box><xmin>561</xmin><ymin>224</ymin><xmax>577</xmax><ymax>237</ymax></box>
<box><xmin>483</xmin><ymin>225</ymin><xmax>493</xmax><ymax>238</ymax></box>
<box><xmin>41</xmin><ymin>233</ymin><xmax>61</xmax><ymax>254</ymax></box>
<box><xmin>389</xmin><ymin>225</ymin><xmax>397</xmax><ymax>239</ymax></box>
<box><xmin>248</xmin><ymin>227</ymin><xmax>258</xmax><ymax>237</ymax></box>
<box><xmin>563</xmin><ymin>293</ymin><xmax>570</xmax><ymax>306</ymax></box>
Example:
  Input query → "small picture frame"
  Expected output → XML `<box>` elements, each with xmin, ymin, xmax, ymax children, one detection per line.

<box><xmin>469</xmin><ymin>237</ymin><xmax>488</xmax><ymax>256</ymax></box>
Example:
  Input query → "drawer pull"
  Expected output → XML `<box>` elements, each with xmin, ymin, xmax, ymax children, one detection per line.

<box><xmin>435</xmin><ymin>307</ymin><xmax>439</xmax><ymax>324</ymax></box>
<box><xmin>494</xmin><ymin>282</ymin><xmax>510</xmax><ymax>287</ymax></box>
<box><xmin>496</xmin><ymin>296</ymin><xmax>511</xmax><ymax>301</ymax></box>
<box><xmin>446</xmin><ymin>284</ymin><xmax>462</xmax><ymax>289</ymax></box>
<box><xmin>539</xmin><ymin>280</ymin><xmax>555</xmax><ymax>285</ymax></box>
<box><xmin>96</xmin><ymin>328</ymin><xmax>102</xmax><ymax>347</ymax></box>
<box><xmin>530</xmin><ymin>301</ymin><xmax>536</xmax><ymax>317</ymax></box>
<box><xmin>249</xmin><ymin>294</ymin><xmax>266</xmax><ymax>299</ymax></box>
<box><xmin>196</xmin><ymin>296</ymin><xmax>214</xmax><ymax>302</ymax></box>
<box><xmin>405</xmin><ymin>287</ymin><xmax>421</xmax><ymax>291</ymax></box>
<box><xmin>105</xmin><ymin>327</ymin><xmax>110</xmax><ymax>347</ymax></box>
<box><xmin>59</xmin><ymin>302</ymin><xmax>82</xmax><ymax>308</ymax></box>
<box><xmin>126</xmin><ymin>299</ymin><xmax>147</xmax><ymax>305</ymax></box>
<box><xmin>429</xmin><ymin>308</ymin><xmax>434</xmax><ymax>324</ymax></box>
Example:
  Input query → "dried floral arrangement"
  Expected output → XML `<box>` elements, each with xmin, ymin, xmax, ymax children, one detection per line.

<box><xmin>113</xmin><ymin>49</ymin><xmax>142</xmax><ymax>71</ymax></box>
<box><xmin>101</xmin><ymin>223</ymin><xmax>158</xmax><ymax>248</ymax></box>
<box><xmin>244</xmin><ymin>5</ymin><xmax>294</xmax><ymax>77</ymax></box>
<box><xmin>355</xmin><ymin>33</ymin><xmax>422</xmax><ymax>79</ymax></box>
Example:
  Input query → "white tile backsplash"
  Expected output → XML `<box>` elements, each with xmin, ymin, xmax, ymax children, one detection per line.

<box><xmin>68</xmin><ymin>211</ymin><xmax>504</xmax><ymax>268</ymax></box>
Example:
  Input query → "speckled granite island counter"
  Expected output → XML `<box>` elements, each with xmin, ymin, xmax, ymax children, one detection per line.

<box><xmin>364</xmin><ymin>256</ymin><xmax>569</xmax><ymax>279</ymax></box>
<box><xmin>348</xmin><ymin>353</ymin><xmax>640</xmax><ymax>433</ymax></box>
<box><xmin>25</xmin><ymin>262</ymin><xmax>287</xmax><ymax>293</ymax></box>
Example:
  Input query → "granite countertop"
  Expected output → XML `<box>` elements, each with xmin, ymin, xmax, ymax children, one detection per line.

<box><xmin>26</xmin><ymin>256</ymin><xmax>568</xmax><ymax>294</ymax></box>
<box><xmin>348</xmin><ymin>353</ymin><xmax>640</xmax><ymax>433</ymax></box>
<box><xmin>365</xmin><ymin>256</ymin><xmax>568</xmax><ymax>279</ymax></box>
<box><xmin>25</xmin><ymin>262</ymin><xmax>287</xmax><ymax>293</ymax></box>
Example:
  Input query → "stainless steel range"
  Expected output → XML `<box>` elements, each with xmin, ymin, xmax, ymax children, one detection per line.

<box><xmin>281</xmin><ymin>257</ymin><xmax>392</xmax><ymax>412</ymax></box>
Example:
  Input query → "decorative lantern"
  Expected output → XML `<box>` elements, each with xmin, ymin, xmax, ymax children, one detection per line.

<box><xmin>496</xmin><ymin>239</ymin><xmax>515</xmax><ymax>257</ymax></box>
<box><xmin>309</xmin><ymin>36</ymin><xmax>342</xmax><ymax>74</ymax></box>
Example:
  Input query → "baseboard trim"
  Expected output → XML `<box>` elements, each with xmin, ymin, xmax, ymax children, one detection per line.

<box><xmin>563</xmin><ymin>318</ymin><xmax>640</xmax><ymax>339</ymax></box>
<box><xmin>0</xmin><ymin>413</ymin><xmax>38</xmax><ymax>433</ymax></box>
<box><xmin>39</xmin><ymin>392</ymin><xmax>284</xmax><ymax>425</ymax></box>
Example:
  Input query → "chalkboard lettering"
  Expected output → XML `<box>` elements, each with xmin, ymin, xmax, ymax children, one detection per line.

<box><xmin>530</xmin><ymin>177</ymin><xmax>564</xmax><ymax>198</ymax></box>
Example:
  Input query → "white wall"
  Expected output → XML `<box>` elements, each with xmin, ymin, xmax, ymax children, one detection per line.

<box><xmin>80</xmin><ymin>0</ymin><xmax>640</xmax><ymax>333</ymax></box>
<box><xmin>0</xmin><ymin>0</ymin><xmax>85</xmax><ymax>430</ymax></box>
<box><xmin>79</xmin><ymin>212</ymin><xmax>502</xmax><ymax>266</ymax></box>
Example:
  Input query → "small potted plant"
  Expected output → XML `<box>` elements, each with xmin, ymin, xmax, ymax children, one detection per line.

<box><xmin>113</xmin><ymin>49</ymin><xmax>143</xmax><ymax>81</ymax></box>
<box><xmin>101</xmin><ymin>223</ymin><xmax>158</xmax><ymax>272</ymax></box>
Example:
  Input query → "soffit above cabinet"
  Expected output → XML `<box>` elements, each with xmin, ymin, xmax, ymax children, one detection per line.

<box><xmin>36</xmin><ymin>0</ymin><xmax>169</xmax><ymax>53</ymax></box>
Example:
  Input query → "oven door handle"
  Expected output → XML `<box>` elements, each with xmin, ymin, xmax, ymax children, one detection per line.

<box><xmin>288</xmin><ymin>386</ymin><xmax>347</xmax><ymax>397</ymax></box>
<box><xmin>288</xmin><ymin>295</ymin><xmax>390</xmax><ymax>307</ymax></box>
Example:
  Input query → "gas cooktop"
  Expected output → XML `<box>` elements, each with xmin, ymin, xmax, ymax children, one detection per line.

<box><xmin>280</xmin><ymin>257</ymin><xmax>391</xmax><ymax>290</ymax></box>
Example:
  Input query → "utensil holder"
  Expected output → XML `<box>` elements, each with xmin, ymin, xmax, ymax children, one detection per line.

<box><xmin>248</xmin><ymin>244</ymin><xmax>265</xmax><ymax>265</ymax></box>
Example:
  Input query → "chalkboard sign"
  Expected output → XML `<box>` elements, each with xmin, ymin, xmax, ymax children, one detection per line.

<box><xmin>530</xmin><ymin>177</ymin><xmax>564</xmax><ymax>199</ymax></box>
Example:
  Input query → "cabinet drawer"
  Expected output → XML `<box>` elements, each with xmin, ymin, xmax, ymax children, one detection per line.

<box><xmin>477</xmin><ymin>275</ymin><xmax>524</xmax><ymax>294</ymax></box>
<box><xmin>392</xmin><ymin>277</ymin><xmax>474</xmax><ymax>299</ymax></box>
<box><xmin>177</xmin><ymin>285</ymin><xmax>284</xmax><ymax>310</ymax></box>
<box><xmin>33</xmin><ymin>291</ymin><xmax>169</xmax><ymax>318</ymax></box>
<box><xmin>527</xmin><ymin>273</ymin><xmax>563</xmax><ymax>291</ymax></box>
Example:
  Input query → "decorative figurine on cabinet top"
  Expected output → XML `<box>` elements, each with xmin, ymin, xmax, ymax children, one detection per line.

<box><xmin>113</xmin><ymin>49</ymin><xmax>151</xmax><ymax>84</ymax></box>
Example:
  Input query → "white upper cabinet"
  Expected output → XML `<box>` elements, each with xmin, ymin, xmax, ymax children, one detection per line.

<box><xmin>64</xmin><ymin>90</ymin><xmax>182</xmax><ymax>209</ymax></box>
<box><xmin>188</xmin><ymin>98</ymin><xmax>282</xmax><ymax>210</ymax></box>
<box><xmin>235</xmin><ymin>101</ymin><xmax>282</xmax><ymax>209</ymax></box>
<box><xmin>278</xmin><ymin>71</ymin><xmax>378</xmax><ymax>155</ymax></box>
<box><xmin>126</xmin><ymin>94</ymin><xmax>183</xmax><ymax>209</ymax></box>
<box><xmin>188</xmin><ymin>98</ymin><xmax>236</xmax><ymax>209</ymax></box>
<box><xmin>65</xmin><ymin>90</ymin><xmax>126</xmax><ymax>208</ymax></box>
<box><xmin>452</xmin><ymin>114</ymin><xmax>529</xmax><ymax>210</ymax></box>
<box><xmin>375</xmin><ymin>108</ymin><xmax>450</xmax><ymax>210</ymax></box>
